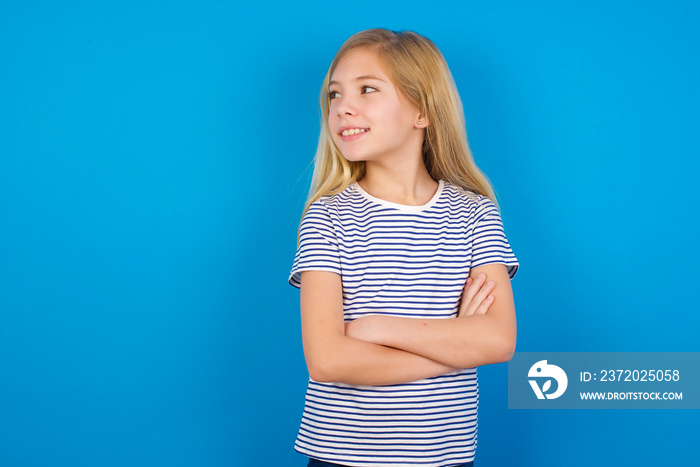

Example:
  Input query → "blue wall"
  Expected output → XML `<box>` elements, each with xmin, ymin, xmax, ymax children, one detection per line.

<box><xmin>1</xmin><ymin>1</ymin><xmax>698</xmax><ymax>465</ymax></box>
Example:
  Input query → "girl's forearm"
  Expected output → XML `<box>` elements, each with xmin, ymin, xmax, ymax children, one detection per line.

<box><xmin>305</xmin><ymin>334</ymin><xmax>459</xmax><ymax>386</ymax></box>
<box><xmin>300</xmin><ymin>270</ymin><xmax>459</xmax><ymax>386</ymax></box>
<box><xmin>345</xmin><ymin>313</ymin><xmax>516</xmax><ymax>369</ymax></box>
<box><xmin>344</xmin><ymin>264</ymin><xmax>518</xmax><ymax>369</ymax></box>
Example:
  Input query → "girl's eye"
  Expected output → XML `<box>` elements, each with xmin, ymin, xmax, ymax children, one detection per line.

<box><xmin>362</xmin><ymin>85</ymin><xmax>378</xmax><ymax>94</ymax></box>
<box><xmin>329</xmin><ymin>90</ymin><xmax>340</xmax><ymax>99</ymax></box>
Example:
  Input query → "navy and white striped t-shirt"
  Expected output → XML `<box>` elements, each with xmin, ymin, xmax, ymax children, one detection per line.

<box><xmin>289</xmin><ymin>180</ymin><xmax>518</xmax><ymax>467</ymax></box>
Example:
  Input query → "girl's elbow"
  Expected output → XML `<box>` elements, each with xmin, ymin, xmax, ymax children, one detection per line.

<box><xmin>501</xmin><ymin>336</ymin><xmax>517</xmax><ymax>363</ymax></box>
<box><xmin>496</xmin><ymin>331</ymin><xmax>517</xmax><ymax>363</ymax></box>
<box><xmin>306</xmin><ymin>358</ymin><xmax>332</xmax><ymax>382</ymax></box>
<box><xmin>492</xmin><ymin>315</ymin><xmax>517</xmax><ymax>363</ymax></box>
<box><xmin>306</xmin><ymin>354</ymin><xmax>343</xmax><ymax>383</ymax></box>
<box><xmin>308</xmin><ymin>366</ymin><xmax>328</xmax><ymax>382</ymax></box>
<box><xmin>308</xmin><ymin>367</ymin><xmax>342</xmax><ymax>383</ymax></box>
<box><xmin>479</xmin><ymin>330</ymin><xmax>516</xmax><ymax>365</ymax></box>
<box><xmin>303</xmin><ymin>336</ymin><xmax>346</xmax><ymax>382</ymax></box>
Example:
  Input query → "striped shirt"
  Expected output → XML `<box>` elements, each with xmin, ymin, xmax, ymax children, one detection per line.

<box><xmin>289</xmin><ymin>180</ymin><xmax>518</xmax><ymax>466</ymax></box>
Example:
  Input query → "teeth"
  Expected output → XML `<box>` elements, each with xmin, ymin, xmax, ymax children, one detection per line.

<box><xmin>341</xmin><ymin>128</ymin><xmax>368</xmax><ymax>136</ymax></box>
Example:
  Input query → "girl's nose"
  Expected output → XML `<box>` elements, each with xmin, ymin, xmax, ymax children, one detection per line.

<box><xmin>336</xmin><ymin>96</ymin><xmax>358</xmax><ymax>116</ymax></box>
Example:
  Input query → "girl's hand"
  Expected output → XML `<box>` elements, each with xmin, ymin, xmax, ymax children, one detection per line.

<box><xmin>458</xmin><ymin>273</ymin><xmax>496</xmax><ymax>317</ymax></box>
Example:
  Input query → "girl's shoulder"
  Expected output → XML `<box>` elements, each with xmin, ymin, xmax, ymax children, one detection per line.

<box><xmin>441</xmin><ymin>181</ymin><xmax>496</xmax><ymax>211</ymax></box>
<box><xmin>312</xmin><ymin>183</ymin><xmax>362</xmax><ymax>209</ymax></box>
<box><xmin>304</xmin><ymin>184</ymin><xmax>362</xmax><ymax>221</ymax></box>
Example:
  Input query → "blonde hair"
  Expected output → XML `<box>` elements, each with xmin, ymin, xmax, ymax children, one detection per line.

<box><xmin>303</xmin><ymin>28</ymin><xmax>496</xmax><ymax>218</ymax></box>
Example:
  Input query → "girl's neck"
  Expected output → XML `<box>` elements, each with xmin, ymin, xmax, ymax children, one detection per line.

<box><xmin>358</xmin><ymin>160</ymin><xmax>438</xmax><ymax>206</ymax></box>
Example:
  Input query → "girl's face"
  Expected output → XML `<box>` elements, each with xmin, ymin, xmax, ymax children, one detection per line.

<box><xmin>328</xmin><ymin>47</ymin><xmax>425</xmax><ymax>165</ymax></box>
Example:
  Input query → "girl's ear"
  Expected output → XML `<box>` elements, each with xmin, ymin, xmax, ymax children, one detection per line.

<box><xmin>416</xmin><ymin>116</ymin><xmax>430</xmax><ymax>128</ymax></box>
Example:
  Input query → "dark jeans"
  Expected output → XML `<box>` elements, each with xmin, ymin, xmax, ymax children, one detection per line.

<box><xmin>307</xmin><ymin>459</ymin><xmax>473</xmax><ymax>467</ymax></box>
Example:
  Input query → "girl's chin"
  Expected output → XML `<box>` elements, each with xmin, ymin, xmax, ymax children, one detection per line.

<box><xmin>340</xmin><ymin>153</ymin><xmax>367</xmax><ymax>163</ymax></box>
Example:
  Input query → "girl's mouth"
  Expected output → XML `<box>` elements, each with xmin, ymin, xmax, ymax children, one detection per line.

<box><xmin>340</xmin><ymin>128</ymin><xmax>369</xmax><ymax>141</ymax></box>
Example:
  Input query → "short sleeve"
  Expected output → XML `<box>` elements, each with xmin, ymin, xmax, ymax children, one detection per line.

<box><xmin>471</xmin><ymin>197</ymin><xmax>519</xmax><ymax>279</ymax></box>
<box><xmin>288</xmin><ymin>201</ymin><xmax>342</xmax><ymax>288</ymax></box>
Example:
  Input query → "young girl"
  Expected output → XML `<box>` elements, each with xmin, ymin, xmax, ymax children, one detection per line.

<box><xmin>289</xmin><ymin>28</ymin><xmax>518</xmax><ymax>467</ymax></box>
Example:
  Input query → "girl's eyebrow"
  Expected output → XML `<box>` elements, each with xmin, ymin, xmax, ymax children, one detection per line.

<box><xmin>329</xmin><ymin>74</ymin><xmax>386</xmax><ymax>86</ymax></box>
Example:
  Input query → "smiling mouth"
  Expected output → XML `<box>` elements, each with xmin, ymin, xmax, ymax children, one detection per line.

<box><xmin>340</xmin><ymin>128</ymin><xmax>369</xmax><ymax>136</ymax></box>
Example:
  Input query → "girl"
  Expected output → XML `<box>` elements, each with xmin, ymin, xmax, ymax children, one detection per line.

<box><xmin>289</xmin><ymin>28</ymin><xmax>518</xmax><ymax>467</ymax></box>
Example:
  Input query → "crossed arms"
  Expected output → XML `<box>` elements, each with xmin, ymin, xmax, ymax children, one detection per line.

<box><xmin>299</xmin><ymin>263</ymin><xmax>516</xmax><ymax>386</ymax></box>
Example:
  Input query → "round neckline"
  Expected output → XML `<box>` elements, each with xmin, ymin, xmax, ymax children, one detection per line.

<box><xmin>353</xmin><ymin>179</ymin><xmax>444</xmax><ymax>212</ymax></box>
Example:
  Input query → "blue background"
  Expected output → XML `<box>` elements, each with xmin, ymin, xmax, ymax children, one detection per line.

<box><xmin>1</xmin><ymin>1</ymin><xmax>698</xmax><ymax>465</ymax></box>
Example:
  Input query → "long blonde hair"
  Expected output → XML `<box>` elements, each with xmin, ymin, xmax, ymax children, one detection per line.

<box><xmin>303</xmin><ymin>28</ymin><xmax>496</xmax><ymax>218</ymax></box>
